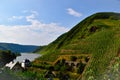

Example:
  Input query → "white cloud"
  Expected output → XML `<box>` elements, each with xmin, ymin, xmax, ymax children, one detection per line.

<box><xmin>67</xmin><ymin>8</ymin><xmax>82</xmax><ymax>17</ymax></box>
<box><xmin>8</xmin><ymin>10</ymin><xmax>38</xmax><ymax>21</ymax></box>
<box><xmin>31</xmin><ymin>10</ymin><xmax>39</xmax><ymax>15</ymax></box>
<box><xmin>0</xmin><ymin>11</ymin><xmax>69</xmax><ymax>45</ymax></box>
<box><xmin>8</xmin><ymin>16</ymin><xmax>24</xmax><ymax>21</ymax></box>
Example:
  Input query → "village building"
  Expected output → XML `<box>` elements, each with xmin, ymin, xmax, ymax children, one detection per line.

<box><xmin>5</xmin><ymin>58</ymin><xmax>31</xmax><ymax>71</ymax></box>
<box><xmin>21</xmin><ymin>59</ymin><xmax>31</xmax><ymax>69</ymax></box>
<box><xmin>5</xmin><ymin>61</ymin><xmax>23</xmax><ymax>72</ymax></box>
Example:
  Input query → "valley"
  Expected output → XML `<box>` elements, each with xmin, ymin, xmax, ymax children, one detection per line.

<box><xmin>1</xmin><ymin>12</ymin><xmax>120</xmax><ymax>80</ymax></box>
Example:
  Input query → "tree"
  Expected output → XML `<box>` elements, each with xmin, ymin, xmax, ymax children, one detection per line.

<box><xmin>54</xmin><ymin>64</ymin><xmax>61</xmax><ymax>71</ymax></box>
<box><xmin>85</xmin><ymin>56</ymin><xmax>90</xmax><ymax>62</ymax></box>
<box><xmin>58</xmin><ymin>72</ymin><xmax>70</xmax><ymax>80</ymax></box>
<box><xmin>0</xmin><ymin>50</ymin><xmax>16</xmax><ymax>67</ymax></box>
<box><xmin>60</xmin><ymin>65</ymin><xmax>67</xmax><ymax>71</ymax></box>
<box><xmin>77</xmin><ymin>61</ymin><xmax>86</xmax><ymax>74</ymax></box>
<box><xmin>70</xmin><ymin>56</ymin><xmax>77</xmax><ymax>61</ymax></box>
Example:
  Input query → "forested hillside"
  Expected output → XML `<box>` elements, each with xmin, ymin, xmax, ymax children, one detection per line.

<box><xmin>0</xmin><ymin>43</ymin><xmax>38</xmax><ymax>53</ymax></box>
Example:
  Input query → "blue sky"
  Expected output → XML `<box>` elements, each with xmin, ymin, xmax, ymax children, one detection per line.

<box><xmin>0</xmin><ymin>0</ymin><xmax>120</xmax><ymax>45</ymax></box>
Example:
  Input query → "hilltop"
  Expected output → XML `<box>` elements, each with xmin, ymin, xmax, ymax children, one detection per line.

<box><xmin>36</xmin><ymin>12</ymin><xmax>120</xmax><ymax>54</ymax></box>
<box><xmin>30</xmin><ymin>12</ymin><xmax>120</xmax><ymax>79</ymax></box>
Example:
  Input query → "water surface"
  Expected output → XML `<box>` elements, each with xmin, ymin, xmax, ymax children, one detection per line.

<box><xmin>14</xmin><ymin>53</ymin><xmax>41</xmax><ymax>62</ymax></box>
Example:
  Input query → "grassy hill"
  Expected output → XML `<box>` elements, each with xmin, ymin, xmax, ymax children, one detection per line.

<box><xmin>0</xmin><ymin>43</ymin><xmax>39</xmax><ymax>53</ymax></box>
<box><xmin>34</xmin><ymin>12</ymin><xmax>120</xmax><ymax>79</ymax></box>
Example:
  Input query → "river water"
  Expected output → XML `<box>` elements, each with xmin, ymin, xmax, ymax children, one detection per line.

<box><xmin>14</xmin><ymin>53</ymin><xmax>41</xmax><ymax>62</ymax></box>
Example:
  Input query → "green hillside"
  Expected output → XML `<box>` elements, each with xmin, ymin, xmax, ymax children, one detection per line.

<box><xmin>34</xmin><ymin>12</ymin><xmax>120</xmax><ymax>79</ymax></box>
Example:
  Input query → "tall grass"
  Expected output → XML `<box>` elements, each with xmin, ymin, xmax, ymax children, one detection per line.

<box><xmin>82</xmin><ymin>29</ymin><xmax>120</xmax><ymax>80</ymax></box>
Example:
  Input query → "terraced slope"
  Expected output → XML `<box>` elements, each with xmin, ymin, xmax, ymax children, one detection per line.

<box><xmin>34</xmin><ymin>12</ymin><xmax>120</xmax><ymax>79</ymax></box>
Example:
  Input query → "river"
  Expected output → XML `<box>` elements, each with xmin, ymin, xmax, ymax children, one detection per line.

<box><xmin>14</xmin><ymin>53</ymin><xmax>41</xmax><ymax>62</ymax></box>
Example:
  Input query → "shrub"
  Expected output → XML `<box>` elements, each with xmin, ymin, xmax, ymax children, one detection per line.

<box><xmin>77</xmin><ymin>61</ymin><xmax>86</xmax><ymax>74</ymax></box>
<box><xmin>70</xmin><ymin>56</ymin><xmax>77</xmax><ymax>61</ymax></box>
<box><xmin>85</xmin><ymin>56</ymin><xmax>90</xmax><ymax>62</ymax></box>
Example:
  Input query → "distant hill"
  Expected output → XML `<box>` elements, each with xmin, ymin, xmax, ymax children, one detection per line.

<box><xmin>34</xmin><ymin>12</ymin><xmax>120</xmax><ymax>79</ymax></box>
<box><xmin>0</xmin><ymin>43</ymin><xmax>39</xmax><ymax>53</ymax></box>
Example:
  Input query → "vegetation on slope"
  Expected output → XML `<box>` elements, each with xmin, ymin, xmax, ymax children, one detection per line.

<box><xmin>33</xmin><ymin>12</ymin><xmax>120</xmax><ymax>79</ymax></box>
<box><xmin>36</xmin><ymin>12</ymin><xmax>120</xmax><ymax>54</ymax></box>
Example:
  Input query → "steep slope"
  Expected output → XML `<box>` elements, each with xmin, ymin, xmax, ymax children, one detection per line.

<box><xmin>36</xmin><ymin>12</ymin><xmax>120</xmax><ymax>54</ymax></box>
<box><xmin>35</xmin><ymin>12</ymin><xmax>120</xmax><ymax>79</ymax></box>
<box><xmin>0</xmin><ymin>43</ymin><xmax>39</xmax><ymax>53</ymax></box>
